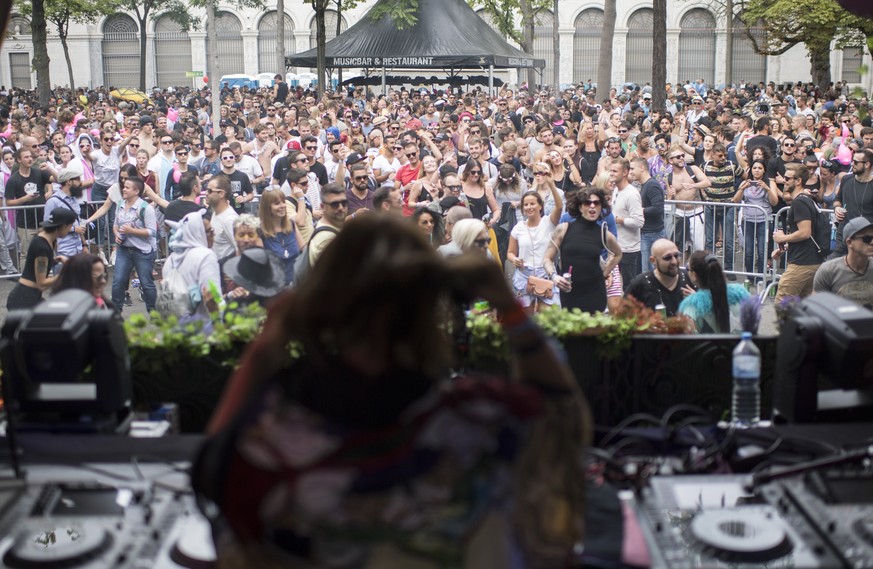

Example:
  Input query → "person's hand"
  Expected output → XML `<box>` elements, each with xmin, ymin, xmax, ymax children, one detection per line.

<box><xmin>682</xmin><ymin>182</ymin><xmax>694</xmax><ymax>192</ymax></box>
<box><xmin>312</xmin><ymin>208</ymin><xmax>323</xmax><ymax>220</ymax></box>
<box><xmin>74</xmin><ymin>226</ymin><xmax>86</xmax><ymax>235</ymax></box>
<box><xmin>605</xmin><ymin>272</ymin><xmax>613</xmax><ymax>289</ymax></box>
<box><xmin>835</xmin><ymin>206</ymin><xmax>846</xmax><ymax>222</ymax></box>
<box><xmin>511</xmin><ymin>256</ymin><xmax>524</xmax><ymax>269</ymax></box>
<box><xmin>773</xmin><ymin>229</ymin><xmax>786</xmax><ymax>244</ymax></box>
<box><xmin>227</xmin><ymin>286</ymin><xmax>249</xmax><ymax>300</ymax></box>
<box><xmin>553</xmin><ymin>275</ymin><xmax>571</xmax><ymax>292</ymax></box>
<box><xmin>56</xmin><ymin>255</ymin><xmax>68</xmax><ymax>264</ymax></box>
<box><xmin>775</xmin><ymin>173</ymin><xmax>785</xmax><ymax>185</ymax></box>
<box><xmin>681</xmin><ymin>285</ymin><xmax>696</xmax><ymax>297</ymax></box>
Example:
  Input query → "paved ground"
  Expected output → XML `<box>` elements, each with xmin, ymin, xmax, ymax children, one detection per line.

<box><xmin>0</xmin><ymin>270</ymin><xmax>781</xmax><ymax>336</ymax></box>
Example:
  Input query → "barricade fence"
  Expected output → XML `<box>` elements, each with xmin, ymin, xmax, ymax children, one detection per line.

<box><xmin>665</xmin><ymin>199</ymin><xmax>772</xmax><ymax>297</ymax></box>
<box><xmin>762</xmin><ymin>205</ymin><xmax>836</xmax><ymax>299</ymax></box>
<box><xmin>0</xmin><ymin>201</ymin><xmax>168</xmax><ymax>281</ymax></box>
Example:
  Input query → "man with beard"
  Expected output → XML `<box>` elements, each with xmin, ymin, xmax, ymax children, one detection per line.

<box><xmin>44</xmin><ymin>166</ymin><xmax>87</xmax><ymax>257</ymax></box>
<box><xmin>833</xmin><ymin>149</ymin><xmax>873</xmax><ymax>256</ymax></box>
<box><xmin>624</xmin><ymin>238</ymin><xmax>693</xmax><ymax>316</ymax></box>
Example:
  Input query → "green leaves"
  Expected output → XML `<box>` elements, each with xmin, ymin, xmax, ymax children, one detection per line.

<box><xmin>367</xmin><ymin>0</ymin><xmax>419</xmax><ymax>29</ymax></box>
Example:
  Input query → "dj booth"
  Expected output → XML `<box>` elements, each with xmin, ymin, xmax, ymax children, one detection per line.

<box><xmin>0</xmin><ymin>292</ymin><xmax>872</xmax><ymax>567</ymax></box>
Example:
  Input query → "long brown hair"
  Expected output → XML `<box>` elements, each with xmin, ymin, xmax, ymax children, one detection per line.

<box><xmin>258</xmin><ymin>189</ymin><xmax>292</xmax><ymax>238</ymax></box>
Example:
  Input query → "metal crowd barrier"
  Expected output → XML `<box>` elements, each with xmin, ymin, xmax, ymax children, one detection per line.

<box><xmin>665</xmin><ymin>199</ymin><xmax>772</xmax><ymax>299</ymax></box>
<box><xmin>760</xmin><ymin>205</ymin><xmax>836</xmax><ymax>300</ymax></box>
<box><xmin>0</xmin><ymin>200</ymin><xmax>168</xmax><ymax>281</ymax></box>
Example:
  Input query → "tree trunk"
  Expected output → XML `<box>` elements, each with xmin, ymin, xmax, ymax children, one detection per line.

<box><xmin>552</xmin><ymin>0</ymin><xmax>559</xmax><ymax>89</ymax></box>
<box><xmin>597</xmin><ymin>0</ymin><xmax>616</xmax><ymax>100</ymax></box>
<box><xmin>810</xmin><ymin>43</ymin><xmax>832</xmax><ymax>89</ymax></box>
<box><xmin>316</xmin><ymin>3</ymin><xmax>326</xmax><ymax>98</ymax></box>
<box><xmin>336</xmin><ymin>0</ymin><xmax>343</xmax><ymax>89</ymax></box>
<box><xmin>59</xmin><ymin>27</ymin><xmax>76</xmax><ymax>92</ymax></box>
<box><xmin>276</xmin><ymin>0</ymin><xmax>285</xmax><ymax>77</ymax></box>
<box><xmin>652</xmin><ymin>0</ymin><xmax>666</xmax><ymax>111</ymax></box>
<box><xmin>724</xmin><ymin>0</ymin><xmax>733</xmax><ymax>86</ymax></box>
<box><xmin>30</xmin><ymin>0</ymin><xmax>51</xmax><ymax>106</ymax></box>
<box><xmin>207</xmin><ymin>0</ymin><xmax>221</xmax><ymax>136</ymax></box>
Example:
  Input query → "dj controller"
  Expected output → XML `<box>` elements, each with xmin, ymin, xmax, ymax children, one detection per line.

<box><xmin>633</xmin><ymin>465</ymin><xmax>873</xmax><ymax>568</ymax></box>
<box><xmin>0</xmin><ymin>477</ymin><xmax>215</xmax><ymax>569</ymax></box>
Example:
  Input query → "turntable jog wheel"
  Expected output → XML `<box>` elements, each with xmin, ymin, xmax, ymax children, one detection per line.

<box><xmin>3</xmin><ymin>521</ymin><xmax>113</xmax><ymax>568</ymax></box>
<box><xmin>689</xmin><ymin>508</ymin><xmax>793</xmax><ymax>563</ymax></box>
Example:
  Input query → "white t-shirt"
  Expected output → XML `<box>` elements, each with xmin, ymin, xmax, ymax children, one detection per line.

<box><xmin>211</xmin><ymin>206</ymin><xmax>239</xmax><ymax>259</ymax></box>
<box><xmin>510</xmin><ymin>217</ymin><xmax>556</xmax><ymax>269</ymax></box>
<box><xmin>90</xmin><ymin>146</ymin><xmax>122</xmax><ymax>187</ymax></box>
<box><xmin>372</xmin><ymin>155</ymin><xmax>401</xmax><ymax>188</ymax></box>
<box><xmin>234</xmin><ymin>155</ymin><xmax>264</xmax><ymax>184</ymax></box>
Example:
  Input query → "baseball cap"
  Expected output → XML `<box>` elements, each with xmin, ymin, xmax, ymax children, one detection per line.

<box><xmin>41</xmin><ymin>208</ymin><xmax>77</xmax><ymax>229</ymax></box>
<box><xmin>285</xmin><ymin>140</ymin><xmax>302</xmax><ymax>152</ymax></box>
<box><xmin>844</xmin><ymin>217</ymin><xmax>873</xmax><ymax>242</ymax></box>
<box><xmin>406</xmin><ymin>118</ymin><xmax>424</xmax><ymax>130</ymax></box>
<box><xmin>57</xmin><ymin>166</ymin><xmax>83</xmax><ymax>184</ymax></box>
<box><xmin>345</xmin><ymin>152</ymin><xmax>365</xmax><ymax>165</ymax></box>
<box><xmin>139</xmin><ymin>115</ymin><xmax>154</xmax><ymax>126</ymax></box>
<box><xmin>434</xmin><ymin>132</ymin><xmax>449</xmax><ymax>142</ymax></box>
<box><xmin>642</xmin><ymin>92</ymin><xmax>652</xmax><ymax>100</ymax></box>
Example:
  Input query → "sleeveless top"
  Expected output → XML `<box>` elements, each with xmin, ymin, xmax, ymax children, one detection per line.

<box><xmin>466</xmin><ymin>192</ymin><xmax>490</xmax><ymax>220</ymax></box>
<box><xmin>559</xmin><ymin>218</ymin><xmax>607</xmax><ymax>312</ymax></box>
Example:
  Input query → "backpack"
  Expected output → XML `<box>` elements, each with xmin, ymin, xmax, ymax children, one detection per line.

<box><xmin>155</xmin><ymin>263</ymin><xmax>194</xmax><ymax>318</ymax></box>
<box><xmin>797</xmin><ymin>194</ymin><xmax>832</xmax><ymax>259</ymax></box>
<box><xmin>292</xmin><ymin>225</ymin><xmax>339</xmax><ymax>286</ymax></box>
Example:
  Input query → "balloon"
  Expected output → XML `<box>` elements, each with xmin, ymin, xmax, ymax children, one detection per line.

<box><xmin>203</xmin><ymin>76</ymin><xmax>209</xmax><ymax>84</ymax></box>
<box><xmin>837</xmin><ymin>0</ymin><xmax>873</xmax><ymax>19</ymax></box>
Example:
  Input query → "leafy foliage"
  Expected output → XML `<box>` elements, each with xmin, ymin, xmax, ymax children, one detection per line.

<box><xmin>737</xmin><ymin>0</ymin><xmax>873</xmax><ymax>55</ymax></box>
<box><xmin>467</xmin><ymin>0</ymin><xmax>552</xmax><ymax>47</ymax></box>
<box><xmin>466</xmin><ymin>300</ymin><xmax>694</xmax><ymax>363</ymax></box>
<box><xmin>367</xmin><ymin>0</ymin><xmax>419</xmax><ymax>29</ymax></box>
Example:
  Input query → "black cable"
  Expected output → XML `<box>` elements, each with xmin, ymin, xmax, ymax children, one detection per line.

<box><xmin>660</xmin><ymin>404</ymin><xmax>714</xmax><ymax>429</ymax></box>
<box><xmin>599</xmin><ymin>413</ymin><xmax>662</xmax><ymax>447</ymax></box>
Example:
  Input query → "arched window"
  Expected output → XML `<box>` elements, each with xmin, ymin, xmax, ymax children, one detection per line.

<box><xmin>206</xmin><ymin>12</ymin><xmax>244</xmax><ymax>76</ymax></box>
<box><xmin>843</xmin><ymin>47</ymin><xmax>865</xmax><ymax>84</ymax></box>
<box><xmin>731</xmin><ymin>16</ymin><xmax>767</xmax><ymax>85</ymax></box>
<box><xmin>573</xmin><ymin>9</ymin><xmax>603</xmax><ymax>86</ymax></box>
<box><xmin>532</xmin><ymin>9</ymin><xmax>555</xmax><ymax>87</ymax></box>
<box><xmin>625</xmin><ymin>9</ymin><xmax>653</xmax><ymax>86</ymax></box>
<box><xmin>678</xmin><ymin>9</ymin><xmax>716</xmax><ymax>86</ymax></box>
<box><xmin>9</xmin><ymin>15</ymin><xmax>31</xmax><ymax>37</ymax></box>
<box><xmin>309</xmin><ymin>10</ymin><xmax>347</xmax><ymax>49</ymax></box>
<box><xmin>154</xmin><ymin>15</ymin><xmax>192</xmax><ymax>88</ymax></box>
<box><xmin>258</xmin><ymin>12</ymin><xmax>294</xmax><ymax>76</ymax></box>
<box><xmin>102</xmin><ymin>15</ymin><xmax>139</xmax><ymax>88</ymax></box>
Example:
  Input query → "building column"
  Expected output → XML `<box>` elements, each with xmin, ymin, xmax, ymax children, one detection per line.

<box><xmin>713</xmin><ymin>29</ymin><xmax>727</xmax><ymax>87</ymax></box>
<box><xmin>558</xmin><ymin>27</ymin><xmax>575</xmax><ymax>86</ymax></box>
<box><xmin>241</xmin><ymin>30</ymin><xmax>259</xmax><ymax>75</ymax></box>
<box><xmin>146</xmin><ymin>31</ymin><xmax>157</xmax><ymax>89</ymax></box>
<box><xmin>292</xmin><ymin>29</ymin><xmax>311</xmax><ymax>75</ymax></box>
<box><xmin>89</xmin><ymin>31</ymin><xmax>104</xmax><ymax>89</ymax></box>
<box><xmin>190</xmin><ymin>32</ymin><xmax>207</xmax><ymax>75</ymax></box>
<box><xmin>612</xmin><ymin>29</ymin><xmax>628</xmax><ymax>88</ymax></box>
<box><xmin>666</xmin><ymin>29</ymin><xmax>680</xmax><ymax>86</ymax></box>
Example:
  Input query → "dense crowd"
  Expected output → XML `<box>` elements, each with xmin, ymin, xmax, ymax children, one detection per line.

<box><xmin>1</xmin><ymin>74</ymin><xmax>872</xmax><ymax>332</ymax></box>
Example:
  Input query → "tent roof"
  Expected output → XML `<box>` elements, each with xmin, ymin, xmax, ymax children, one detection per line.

<box><xmin>286</xmin><ymin>0</ymin><xmax>545</xmax><ymax>69</ymax></box>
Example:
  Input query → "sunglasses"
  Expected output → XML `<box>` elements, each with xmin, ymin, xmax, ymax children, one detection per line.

<box><xmin>473</xmin><ymin>237</ymin><xmax>492</xmax><ymax>247</ymax></box>
<box><xmin>468</xmin><ymin>170</ymin><xmax>481</xmax><ymax>175</ymax></box>
<box><xmin>176</xmin><ymin>151</ymin><xmax>188</xmax><ymax>156</ymax></box>
<box><xmin>661</xmin><ymin>252</ymin><xmax>682</xmax><ymax>261</ymax></box>
<box><xmin>470</xmin><ymin>130</ymin><xmax>481</xmax><ymax>135</ymax></box>
<box><xmin>618</xmin><ymin>129</ymin><xmax>628</xmax><ymax>134</ymax></box>
<box><xmin>92</xmin><ymin>273</ymin><xmax>108</xmax><ymax>282</ymax></box>
<box><xmin>534</xmin><ymin>171</ymin><xmax>548</xmax><ymax>176</ymax></box>
<box><xmin>161</xmin><ymin>139</ymin><xmax>174</xmax><ymax>144</ymax></box>
<box><xmin>102</xmin><ymin>137</ymin><xmax>113</xmax><ymax>142</ymax></box>
<box><xmin>305</xmin><ymin>146</ymin><xmax>317</xmax><ymax>151</ymax></box>
<box><xmin>853</xmin><ymin>160</ymin><xmax>869</xmax><ymax>165</ymax></box>
<box><xmin>669</xmin><ymin>155</ymin><xmax>684</xmax><ymax>160</ymax></box>
<box><xmin>221</xmin><ymin>156</ymin><xmax>236</xmax><ymax>161</ymax></box>
<box><xmin>783</xmin><ymin>143</ymin><xmax>795</xmax><ymax>148</ymax></box>
<box><xmin>129</xmin><ymin>143</ymin><xmax>140</xmax><ymax>148</ymax></box>
<box><xmin>583</xmin><ymin>199</ymin><xmax>602</xmax><ymax>206</ymax></box>
<box><xmin>405</xmin><ymin>153</ymin><xmax>418</xmax><ymax>158</ymax></box>
<box><xmin>79</xmin><ymin>144</ymin><xmax>91</xmax><ymax>148</ymax></box>
<box><xmin>324</xmin><ymin>199</ymin><xmax>348</xmax><ymax>209</ymax></box>
<box><xmin>445</xmin><ymin>184</ymin><xmax>462</xmax><ymax>192</ymax></box>
<box><xmin>353</xmin><ymin>175</ymin><xmax>368</xmax><ymax>181</ymax></box>
<box><xmin>856</xmin><ymin>235</ymin><xmax>873</xmax><ymax>244</ymax></box>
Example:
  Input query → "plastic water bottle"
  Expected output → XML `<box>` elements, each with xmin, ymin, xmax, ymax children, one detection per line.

<box><xmin>731</xmin><ymin>332</ymin><xmax>761</xmax><ymax>428</ymax></box>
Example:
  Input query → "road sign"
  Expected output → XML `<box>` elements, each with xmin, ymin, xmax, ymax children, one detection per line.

<box><xmin>185</xmin><ymin>71</ymin><xmax>204</xmax><ymax>78</ymax></box>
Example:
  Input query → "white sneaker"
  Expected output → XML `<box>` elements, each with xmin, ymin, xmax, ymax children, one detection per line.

<box><xmin>109</xmin><ymin>248</ymin><xmax>117</xmax><ymax>267</ymax></box>
<box><xmin>98</xmin><ymin>250</ymin><xmax>110</xmax><ymax>267</ymax></box>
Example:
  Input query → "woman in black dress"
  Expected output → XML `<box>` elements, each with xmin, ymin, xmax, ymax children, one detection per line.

<box><xmin>7</xmin><ymin>208</ymin><xmax>76</xmax><ymax>309</ymax></box>
<box><xmin>544</xmin><ymin>187</ymin><xmax>622</xmax><ymax>313</ymax></box>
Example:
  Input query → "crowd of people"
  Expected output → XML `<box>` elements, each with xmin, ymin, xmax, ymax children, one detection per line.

<box><xmin>1</xmin><ymin>74</ymin><xmax>873</xmax><ymax>327</ymax></box>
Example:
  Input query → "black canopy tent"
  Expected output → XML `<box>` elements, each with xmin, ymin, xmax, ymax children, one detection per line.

<box><xmin>286</xmin><ymin>0</ymin><xmax>544</xmax><ymax>93</ymax></box>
